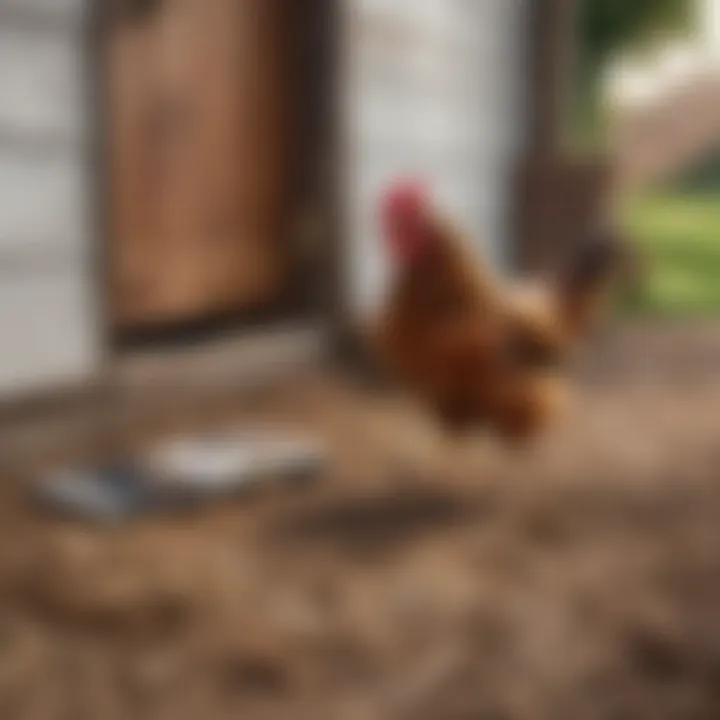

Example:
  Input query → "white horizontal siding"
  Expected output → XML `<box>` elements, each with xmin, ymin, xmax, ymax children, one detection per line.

<box><xmin>0</xmin><ymin>12</ymin><xmax>99</xmax><ymax>396</ymax></box>
<box><xmin>0</xmin><ymin>0</ymin><xmax>85</xmax><ymax>22</ymax></box>
<box><xmin>342</xmin><ymin>0</ymin><xmax>529</xmax><ymax>318</ymax></box>
<box><xmin>0</xmin><ymin>153</ymin><xmax>86</xmax><ymax>254</ymax></box>
<box><xmin>0</xmin><ymin>27</ymin><xmax>84</xmax><ymax>140</ymax></box>
<box><xmin>0</xmin><ymin>267</ymin><xmax>97</xmax><ymax>395</ymax></box>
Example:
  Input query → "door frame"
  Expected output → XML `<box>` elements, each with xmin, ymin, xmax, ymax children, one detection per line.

<box><xmin>89</xmin><ymin>0</ymin><xmax>344</xmax><ymax>352</ymax></box>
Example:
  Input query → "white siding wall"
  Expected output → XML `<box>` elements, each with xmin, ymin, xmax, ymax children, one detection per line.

<box><xmin>342</xmin><ymin>0</ymin><xmax>530</xmax><ymax>318</ymax></box>
<box><xmin>0</xmin><ymin>0</ymin><xmax>84</xmax><ymax>18</ymax></box>
<box><xmin>0</xmin><ymin>2</ymin><xmax>99</xmax><ymax>396</ymax></box>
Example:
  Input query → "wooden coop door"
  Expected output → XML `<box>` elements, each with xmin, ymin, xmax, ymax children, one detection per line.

<box><xmin>108</xmin><ymin>0</ymin><xmax>288</xmax><ymax>330</ymax></box>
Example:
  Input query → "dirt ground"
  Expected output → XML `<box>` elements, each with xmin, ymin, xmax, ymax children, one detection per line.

<box><xmin>2</xmin><ymin>322</ymin><xmax>720</xmax><ymax>720</ymax></box>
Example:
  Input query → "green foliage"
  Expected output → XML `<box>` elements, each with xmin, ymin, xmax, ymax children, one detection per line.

<box><xmin>671</xmin><ymin>146</ymin><xmax>720</xmax><ymax>194</ymax></box>
<box><xmin>579</xmin><ymin>0</ymin><xmax>695</xmax><ymax>69</ymax></box>
<box><xmin>574</xmin><ymin>0</ymin><xmax>695</xmax><ymax>147</ymax></box>
<box><xmin>620</xmin><ymin>192</ymin><xmax>720</xmax><ymax>317</ymax></box>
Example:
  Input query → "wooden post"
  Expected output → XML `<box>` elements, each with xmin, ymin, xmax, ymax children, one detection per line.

<box><xmin>515</xmin><ymin>0</ymin><xmax>615</xmax><ymax>275</ymax></box>
<box><xmin>526</xmin><ymin>0</ymin><xmax>579</xmax><ymax>158</ymax></box>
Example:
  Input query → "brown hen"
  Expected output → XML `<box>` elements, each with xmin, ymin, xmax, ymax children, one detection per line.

<box><xmin>370</xmin><ymin>180</ymin><xmax>623</xmax><ymax>442</ymax></box>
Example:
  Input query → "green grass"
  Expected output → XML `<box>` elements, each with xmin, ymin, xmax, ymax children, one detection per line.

<box><xmin>621</xmin><ymin>192</ymin><xmax>720</xmax><ymax>317</ymax></box>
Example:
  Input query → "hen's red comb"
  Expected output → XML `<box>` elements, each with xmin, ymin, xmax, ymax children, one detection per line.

<box><xmin>381</xmin><ymin>179</ymin><xmax>429</xmax><ymax>220</ymax></box>
<box><xmin>380</xmin><ymin>179</ymin><xmax>432</xmax><ymax>263</ymax></box>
